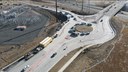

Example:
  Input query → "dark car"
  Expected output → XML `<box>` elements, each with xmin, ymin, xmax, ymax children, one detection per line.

<box><xmin>24</xmin><ymin>53</ymin><xmax>34</xmax><ymax>61</ymax></box>
<box><xmin>68</xmin><ymin>29</ymin><xmax>75</xmax><ymax>33</ymax></box>
<box><xmin>85</xmin><ymin>32</ymin><xmax>90</xmax><ymax>35</ymax></box>
<box><xmin>100</xmin><ymin>19</ymin><xmax>103</xmax><ymax>22</ymax></box>
<box><xmin>80</xmin><ymin>33</ymin><xmax>85</xmax><ymax>36</ymax></box>
<box><xmin>62</xmin><ymin>7</ymin><xmax>65</xmax><ymax>10</ymax></box>
<box><xmin>53</xmin><ymin>34</ymin><xmax>58</xmax><ymax>38</ymax></box>
<box><xmin>75</xmin><ymin>23</ymin><xmax>79</xmax><ymax>26</ymax></box>
<box><xmin>81</xmin><ymin>22</ymin><xmax>86</xmax><ymax>25</ymax></box>
<box><xmin>70</xmin><ymin>32</ymin><xmax>78</xmax><ymax>37</ymax></box>
<box><xmin>87</xmin><ymin>24</ymin><xmax>92</xmax><ymax>26</ymax></box>
<box><xmin>20</xmin><ymin>69</ymin><xmax>25</xmax><ymax>72</ymax></box>
<box><xmin>51</xmin><ymin>53</ymin><xmax>57</xmax><ymax>58</ymax></box>
<box><xmin>70</xmin><ymin>27</ymin><xmax>74</xmax><ymax>29</ymax></box>
<box><xmin>73</xmin><ymin>18</ymin><xmax>77</xmax><ymax>21</ymax></box>
<box><xmin>71</xmin><ymin>15</ymin><xmax>73</xmax><ymax>18</ymax></box>
<box><xmin>32</xmin><ymin>49</ymin><xmax>39</xmax><ymax>54</ymax></box>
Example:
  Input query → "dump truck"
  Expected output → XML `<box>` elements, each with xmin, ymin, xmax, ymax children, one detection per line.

<box><xmin>39</xmin><ymin>37</ymin><xmax>52</xmax><ymax>48</ymax></box>
<box><xmin>14</xmin><ymin>26</ymin><xmax>27</xmax><ymax>31</ymax></box>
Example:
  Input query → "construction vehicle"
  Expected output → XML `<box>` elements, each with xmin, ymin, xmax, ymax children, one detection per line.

<box><xmin>39</xmin><ymin>37</ymin><xmax>53</xmax><ymax>48</ymax></box>
<box><xmin>24</xmin><ymin>52</ymin><xmax>34</xmax><ymax>61</ymax></box>
<box><xmin>14</xmin><ymin>26</ymin><xmax>27</xmax><ymax>31</ymax></box>
<box><xmin>23</xmin><ymin>37</ymin><xmax>52</xmax><ymax>61</ymax></box>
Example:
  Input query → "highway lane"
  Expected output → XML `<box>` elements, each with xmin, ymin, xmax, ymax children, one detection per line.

<box><xmin>5</xmin><ymin>12</ymin><xmax>79</xmax><ymax>72</ymax></box>
<box><xmin>4</xmin><ymin>1</ymin><xmax>126</xmax><ymax>72</ymax></box>
<box><xmin>25</xmin><ymin>17</ymin><xmax>80</xmax><ymax>72</ymax></box>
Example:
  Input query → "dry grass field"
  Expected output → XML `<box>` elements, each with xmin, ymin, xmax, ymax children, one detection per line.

<box><xmin>63</xmin><ymin>16</ymin><xmax>127</xmax><ymax>72</ymax></box>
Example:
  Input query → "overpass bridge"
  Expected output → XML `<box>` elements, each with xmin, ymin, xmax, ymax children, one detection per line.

<box><xmin>2</xmin><ymin>1</ymin><xmax>127</xmax><ymax>72</ymax></box>
<box><xmin>94</xmin><ymin>1</ymin><xmax>125</xmax><ymax>23</ymax></box>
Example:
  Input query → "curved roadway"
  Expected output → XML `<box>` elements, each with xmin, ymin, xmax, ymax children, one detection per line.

<box><xmin>3</xmin><ymin>1</ymin><xmax>126</xmax><ymax>72</ymax></box>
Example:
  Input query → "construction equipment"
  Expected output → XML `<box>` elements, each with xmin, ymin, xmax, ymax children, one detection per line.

<box><xmin>39</xmin><ymin>37</ymin><xmax>53</xmax><ymax>47</ymax></box>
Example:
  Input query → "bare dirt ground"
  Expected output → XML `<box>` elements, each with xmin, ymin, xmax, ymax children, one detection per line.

<box><xmin>87</xmin><ymin>17</ymin><xmax>128</xmax><ymax>72</ymax></box>
<box><xmin>63</xmin><ymin>17</ymin><xmax>124</xmax><ymax>72</ymax></box>
<box><xmin>0</xmin><ymin>0</ymin><xmax>122</xmax><ymax>70</ymax></box>
<box><xmin>75</xmin><ymin>25</ymin><xmax>93</xmax><ymax>32</ymax></box>
<box><xmin>30</xmin><ymin>0</ymin><xmax>100</xmax><ymax>15</ymax></box>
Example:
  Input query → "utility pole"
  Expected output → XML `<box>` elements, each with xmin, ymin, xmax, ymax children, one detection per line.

<box><xmin>88</xmin><ymin>0</ymin><xmax>90</xmax><ymax>14</ymax></box>
<box><xmin>55</xmin><ymin>0</ymin><xmax>58</xmax><ymax>22</ymax></box>
<box><xmin>75</xmin><ymin>0</ymin><xmax>78</xmax><ymax>6</ymax></box>
<box><xmin>81</xmin><ymin>0</ymin><xmax>84</xmax><ymax>13</ymax></box>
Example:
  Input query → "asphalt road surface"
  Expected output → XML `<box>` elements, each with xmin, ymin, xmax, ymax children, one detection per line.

<box><xmin>3</xmin><ymin>1</ymin><xmax>126</xmax><ymax>72</ymax></box>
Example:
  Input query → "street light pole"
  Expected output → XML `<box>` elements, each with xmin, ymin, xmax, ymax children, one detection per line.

<box><xmin>55</xmin><ymin>0</ymin><xmax>58</xmax><ymax>22</ymax></box>
<box><xmin>88</xmin><ymin>0</ymin><xmax>90</xmax><ymax>14</ymax></box>
<box><xmin>75</xmin><ymin>0</ymin><xmax>78</xmax><ymax>6</ymax></box>
<box><xmin>81</xmin><ymin>0</ymin><xmax>84</xmax><ymax>12</ymax></box>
